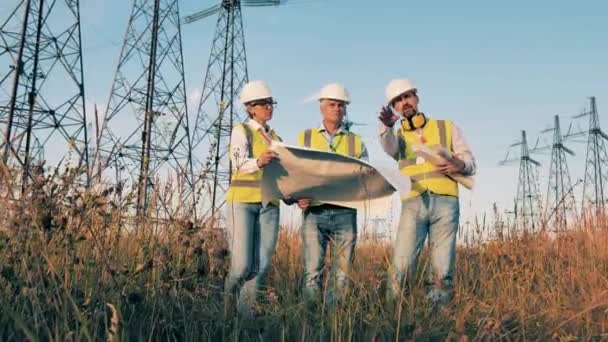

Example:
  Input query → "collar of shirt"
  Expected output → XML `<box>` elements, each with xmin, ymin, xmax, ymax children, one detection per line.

<box><xmin>317</xmin><ymin>122</ymin><xmax>346</xmax><ymax>136</ymax></box>
<box><xmin>246</xmin><ymin>118</ymin><xmax>273</xmax><ymax>134</ymax></box>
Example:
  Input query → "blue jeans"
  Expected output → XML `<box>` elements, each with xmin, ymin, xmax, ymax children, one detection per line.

<box><xmin>224</xmin><ymin>202</ymin><xmax>279</xmax><ymax>316</ymax></box>
<box><xmin>389</xmin><ymin>192</ymin><xmax>460</xmax><ymax>305</ymax></box>
<box><xmin>301</xmin><ymin>205</ymin><xmax>357</xmax><ymax>303</ymax></box>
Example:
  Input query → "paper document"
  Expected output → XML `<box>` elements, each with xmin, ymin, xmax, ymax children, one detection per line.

<box><xmin>411</xmin><ymin>144</ymin><xmax>474</xmax><ymax>190</ymax></box>
<box><xmin>261</xmin><ymin>143</ymin><xmax>411</xmax><ymax>207</ymax></box>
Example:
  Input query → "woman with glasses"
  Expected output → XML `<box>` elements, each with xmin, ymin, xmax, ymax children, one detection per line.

<box><xmin>223</xmin><ymin>80</ymin><xmax>283</xmax><ymax>319</ymax></box>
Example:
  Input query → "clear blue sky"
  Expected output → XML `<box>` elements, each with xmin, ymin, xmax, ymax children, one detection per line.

<box><xmin>3</xmin><ymin>0</ymin><xmax>607</xmax><ymax>228</ymax></box>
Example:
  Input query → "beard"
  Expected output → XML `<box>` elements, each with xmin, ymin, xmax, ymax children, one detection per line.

<box><xmin>402</xmin><ymin>106</ymin><xmax>417</xmax><ymax>118</ymax></box>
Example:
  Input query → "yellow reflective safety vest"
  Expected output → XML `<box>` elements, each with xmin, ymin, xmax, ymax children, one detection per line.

<box><xmin>297</xmin><ymin>127</ymin><xmax>364</xmax><ymax>207</ymax></box>
<box><xmin>397</xmin><ymin>118</ymin><xmax>459</xmax><ymax>199</ymax></box>
<box><xmin>226</xmin><ymin>123</ymin><xmax>282</xmax><ymax>204</ymax></box>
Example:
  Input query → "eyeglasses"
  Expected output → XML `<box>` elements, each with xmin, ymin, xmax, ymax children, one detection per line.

<box><xmin>249</xmin><ymin>100</ymin><xmax>277</xmax><ymax>108</ymax></box>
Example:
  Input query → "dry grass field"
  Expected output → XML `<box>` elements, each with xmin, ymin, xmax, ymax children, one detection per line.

<box><xmin>1</xmin><ymin>165</ymin><xmax>607</xmax><ymax>341</ymax></box>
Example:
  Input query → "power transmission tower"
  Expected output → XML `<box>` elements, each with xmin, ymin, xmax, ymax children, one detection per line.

<box><xmin>500</xmin><ymin>130</ymin><xmax>542</xmax><ymax>234</ymax></box>
<box><xmin>0</xmin><ymin>0</ymin><xmax>90</xmax><ymax>190</ymax></box>
<box><xmin>96</xmin><ymin>0</ymin><xmax>194</xmax><ymax>216</ymax></box>
<box><xmin>183</xmin><ymin>0</ymin><xmax>295</xmax><ymax>223</ymax></box>
<box><xmin>566</xmin><ymin>97</ymin><xmax>608</xmax><ymax>219</ymax></box>
<box><xmin>531</xmin><ymin>115</ymin><xmax>578</xmax><ymax>232</ymax></box>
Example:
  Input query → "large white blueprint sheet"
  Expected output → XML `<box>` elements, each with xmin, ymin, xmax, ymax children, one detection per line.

<box><xmin>261</xmin><ymin>143</ymin><xmax>411</xmax><ymax>208</ymax></box>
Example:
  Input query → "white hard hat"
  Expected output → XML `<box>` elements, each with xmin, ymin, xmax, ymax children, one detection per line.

<box><xmin>385</xmin><ymin>79</ymin><xmax>417</xmax><ymax>104</ymax></box>
<box><xmin>318</xmin><ymin>82</ymin><xmax>350</xmax><ymax>104</ymax></box>
<box><xmin>240</xmin><ymin>80</ymin><xmax>273</xmax><ymax>105</ymax></box>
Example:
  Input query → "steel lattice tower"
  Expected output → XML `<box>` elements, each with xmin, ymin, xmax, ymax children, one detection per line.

<box><xmin>183</xmin><ymin>0</ymin><xmax>294</xmax><ymax>222</ymax></box>
<box><xmin>188</xmin><ymin>1</ymin><xmax>248</xmax><ymax>221</ymax></box>
<box><xmin>578</xmin><ymin>97</ymin><xmax>608</xmax><ymax>218</ymax></box>
<box><xmin>532</xmin><ymin>115</ymin><xmax>578</xmax><ymax>232</ymax></box>
<box><xmin>501</xmin><ymin>130</ymin><xmax>542</xmax><ymax>233</ymax></box>
<box><xmin>96</xmin><ymin>0</ymin><xmax>194</xmax><ymax>216</ymax></box>
<box><xmin>0</xmin><ymin>0</ymin><xmax>90</xmax><ymax>189</ymax></box>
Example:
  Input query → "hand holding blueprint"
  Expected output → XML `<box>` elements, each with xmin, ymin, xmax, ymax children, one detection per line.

<box><xmin>411</xmin><ymin>144</ymin><xmax>475</xmax><ymax>190</ymax></box>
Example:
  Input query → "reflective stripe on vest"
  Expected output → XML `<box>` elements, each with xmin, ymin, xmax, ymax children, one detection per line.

<box><xmin>347</xmin><ymin>134</ymin><xmax>355</xmax><ymax>157</ymax></box>
<box><xmin>410</xmin><ymin>170</ymin><xmax>446</xmax><ymax>182</ymax></box>
<box><xmin>437</xmin><ymin>119</ymin><xmax>447</xmax><ymax>148</ymax></box>
<box><xmin>303</xmin><ymin>129</ymin><xmax>312</xmax><ymax>148</ymax></box>
<box><xmin>229</xmin><ymin>179</ymin><xmax>260</xmax><ymax>187</ymax></box>
<box><xmin>243</xmin><ymin>123</ymin><xmax>254</xmax><ymax>157</ymax></box>
<box><xmin>397</xmin><ymin>135</ymin><xmax>406</xmax><ymax>160</ymax></box>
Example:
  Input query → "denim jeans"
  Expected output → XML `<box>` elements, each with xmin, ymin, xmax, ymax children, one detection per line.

<box><xmin>301</xmin><ymin>205</ymin><xmax>357</xmax><ymax>303</ymax></box>
<box><xmin>389</xmin><ymin>192</ymin><xmax>460</xmax><ymax>305</ymax></box>
<box><xmin>224</xmin><ymin>202</ymin><xmax>279</xmax><ymax>316</ymax></box>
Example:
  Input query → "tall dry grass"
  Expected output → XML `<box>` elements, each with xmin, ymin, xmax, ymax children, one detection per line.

<box><xmin>0</xmin><ymin>165</ymin><xmax>607</xmax><ymax>341</ymax></box>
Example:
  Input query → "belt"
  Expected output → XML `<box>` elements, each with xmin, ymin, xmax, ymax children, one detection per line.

<box><xmin>308</xmin><ymin>203</ymin><xmax>355</xmax><ymax>213</ymax></box>
<box><xmin>421</xmin><ymin>190</ymin><xmax>458</xmax><ymax>198</ymax></box>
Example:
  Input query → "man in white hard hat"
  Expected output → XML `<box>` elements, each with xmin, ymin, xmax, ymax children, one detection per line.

<box><xmin>378</xmin><ymin>79</ymin><xmax>476</xmax><ymax>307</ymax></box>
<box><xmin>223</xmin><ymin>80</ymin><xmax>284</xmax><ymax>319</ymax></box>
<box><xmin>295</xmin><ymin>82</ymin><xmax>368</xmax><ymax>305</ymax></box>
